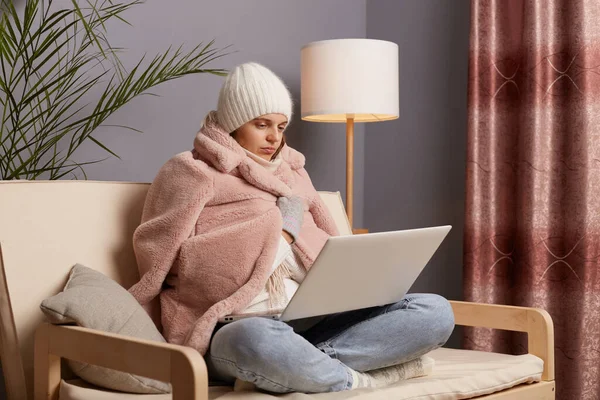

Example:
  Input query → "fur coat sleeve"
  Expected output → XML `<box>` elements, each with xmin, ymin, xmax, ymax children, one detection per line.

<box><xmin>298</xmin><ymin>167</ymin><xmax>340</xmax><ymax>237</ymax></box>
<box><xmin>129</xmin><ymin>153</ymin><xmax>214</xmax><ymax>306</ymax></box>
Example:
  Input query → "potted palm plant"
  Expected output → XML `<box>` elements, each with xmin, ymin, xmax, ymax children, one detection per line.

<box><xmin>0</xmin><ymin>0</ymin><xmax>228</xmax><ymax>180</ymax></box>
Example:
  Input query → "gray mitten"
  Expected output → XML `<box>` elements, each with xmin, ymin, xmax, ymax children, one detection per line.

<box><xmin>276</xmin><ymin>196</ymin><xmax>305</xmax><ymax>243</ymax></box>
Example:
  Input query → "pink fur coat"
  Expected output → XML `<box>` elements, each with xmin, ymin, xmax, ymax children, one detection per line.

<box><xmin>129</xmin><ymin>112</ymin><xmax>339</xmax><ymax>355</ymax></box>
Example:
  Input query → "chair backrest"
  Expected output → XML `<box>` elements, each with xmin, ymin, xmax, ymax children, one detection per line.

<box><xmin>0</xmin><ymin>181</ymin><xmax>351</xmax><ymax>400</ymax></box>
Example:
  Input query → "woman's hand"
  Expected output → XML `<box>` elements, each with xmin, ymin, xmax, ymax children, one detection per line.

<box><xmin>277</xmin><ymin>196</ymin><xmax>304</xmax><ymax>243</ymax></box>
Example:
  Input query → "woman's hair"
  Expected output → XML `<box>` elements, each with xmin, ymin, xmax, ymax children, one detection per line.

<box><xmin>230</xmin><ymin>131</ymin><xmax>286</xmax><ymax>162</ymax></box>
<box><xmin>271</xmin><ymin>135</ymin><xmax>285</xmax><ymax>161</ymax></box>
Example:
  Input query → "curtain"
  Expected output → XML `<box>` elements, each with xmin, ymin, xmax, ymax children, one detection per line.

<box><xmin>464</xmin><ymin>1</ymin><xmax>600</xmax><ymax>398</ymax></box>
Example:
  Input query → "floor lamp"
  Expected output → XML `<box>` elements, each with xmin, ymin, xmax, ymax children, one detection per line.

<box><xmin>301</xmin><ymin>39</ymin><xmax>399</xmax><ymax>231</ymax></box>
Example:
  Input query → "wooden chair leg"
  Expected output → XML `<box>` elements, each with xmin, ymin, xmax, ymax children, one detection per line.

<box><xmin>34</xmin><ymin>323</ymin><xmax>61</xmax><ymax>400</ymax></box>
<box><xmin>171</xmin><ymin>350</ymin><xmax>209</xmax><ymax>400</ymax></box>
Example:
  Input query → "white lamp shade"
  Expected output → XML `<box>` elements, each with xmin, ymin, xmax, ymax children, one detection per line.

<box><xmin>301</xmin><ymin>38</ymin><xmax>399</xmax><ymax>123</ymax></box>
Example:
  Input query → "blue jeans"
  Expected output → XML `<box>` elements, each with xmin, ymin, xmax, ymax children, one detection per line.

<box><xmin>206</xmin><ymin>293</ymin><xmax>454</xmax><ymax>393</ymax></box>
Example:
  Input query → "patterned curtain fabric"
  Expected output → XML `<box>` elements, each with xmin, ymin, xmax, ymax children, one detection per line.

<box><xmin>464</xmin><ymin>1</ymin><xmax>600</xmax><ymax>398</ymax></box>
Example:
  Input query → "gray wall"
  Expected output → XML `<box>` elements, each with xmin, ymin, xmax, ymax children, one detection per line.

<box><xmin>66</xmin><ymin>0</ymin><xmax>367</xmax><ymax>227</ymax></box>
<box><xmin>365</xmin><ymin>1</ymin><xmax>471</xmax><ymax>346</ymax></box>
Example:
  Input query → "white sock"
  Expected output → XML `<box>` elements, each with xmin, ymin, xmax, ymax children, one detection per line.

<box><xmin>349</xmin><ymin>356</ymin><xmax>434</xmax><ymax>389</ymax></box>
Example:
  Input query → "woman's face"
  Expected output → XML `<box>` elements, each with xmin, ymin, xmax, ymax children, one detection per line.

<box><xmin>233</xmin><ymin>113</ymin><xmax>288</xmax><ymax>161</ymax></box>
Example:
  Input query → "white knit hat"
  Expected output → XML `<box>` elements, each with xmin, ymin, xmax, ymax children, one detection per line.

<box><xmin>216</xmin><ymin>62</ymin><xmax>293</xmax><ymax>133</ymax></box>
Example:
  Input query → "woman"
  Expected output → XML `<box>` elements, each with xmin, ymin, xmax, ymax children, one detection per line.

<box><xmin>129</xmin><ymin>62</ymin><xmax>455</xmax><ymax>394</ymax></box>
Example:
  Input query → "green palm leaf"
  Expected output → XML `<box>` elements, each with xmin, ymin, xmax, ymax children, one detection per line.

<box><xmin>0</xmin><ymin>0</ymin><xmax>230</xmax><ymax>180</ymax></box>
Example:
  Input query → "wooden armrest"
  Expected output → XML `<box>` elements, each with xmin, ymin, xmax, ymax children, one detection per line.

<box><xmin>34</xmin><ymin>323</ymin><xmax>208</xmax><ymax>400</ymax></box>
<box><xmin>449</xmin><ymin>300</ymin><xmax>555</xmax><ymax>381</ymax></box>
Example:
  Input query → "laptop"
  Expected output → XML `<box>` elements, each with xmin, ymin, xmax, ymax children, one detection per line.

<box><xmin>219</xmin><ymin>225</ymin><xmax>452</xmax><ymax>323</ymax></box>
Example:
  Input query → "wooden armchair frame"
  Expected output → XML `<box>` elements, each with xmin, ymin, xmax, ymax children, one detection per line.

<box><xmin>33</xmin><ymin>301</ymin><xmax>555</xmax><ymax>400</ymax></box>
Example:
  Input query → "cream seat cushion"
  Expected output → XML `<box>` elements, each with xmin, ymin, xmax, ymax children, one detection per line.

<box><xmin>59</xmin><ymin>348</ymin><xmax>543</xmax><ymax>400</ymax></box>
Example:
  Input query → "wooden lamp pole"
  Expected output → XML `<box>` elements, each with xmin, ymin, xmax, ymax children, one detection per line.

<box><xmin>346</xmin><ymin>116</ymin><xmax>355</xmax><ymax>228</ymax></box>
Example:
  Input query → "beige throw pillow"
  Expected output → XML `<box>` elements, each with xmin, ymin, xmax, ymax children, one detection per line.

<box><xmin>40</xmin><ymin>264</ymin><xmax>171</xmax><ymax>394</ymax></box>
